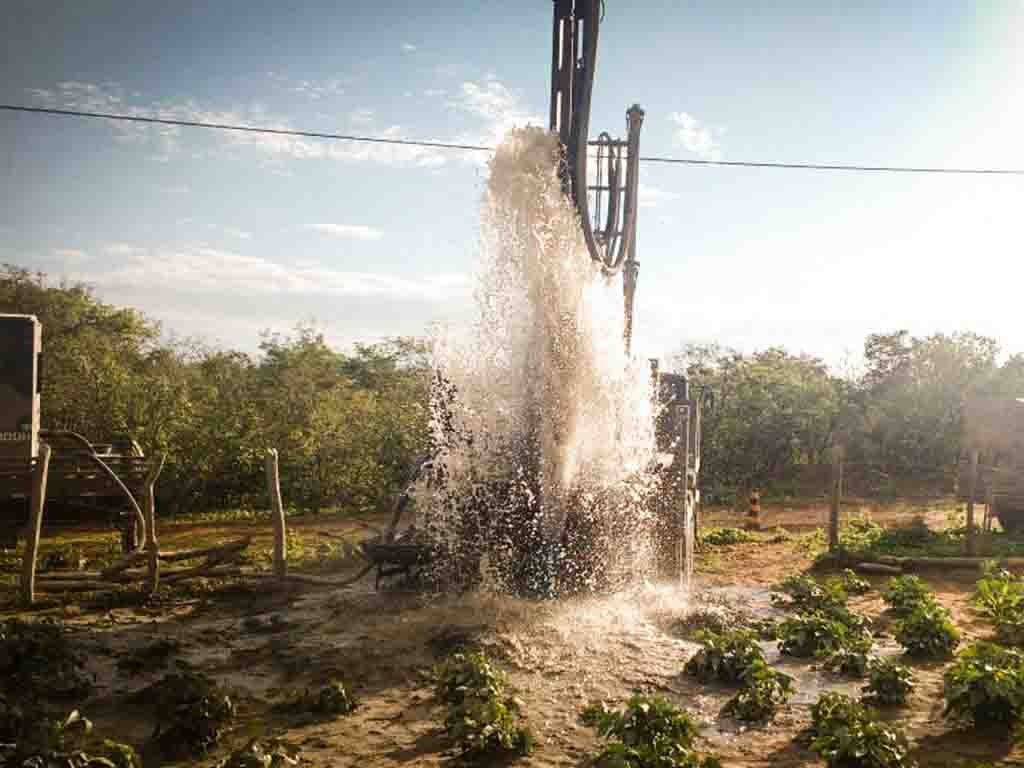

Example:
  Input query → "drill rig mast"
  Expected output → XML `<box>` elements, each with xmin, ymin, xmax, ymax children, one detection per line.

<box><xmin>550</xmin><ymin>0</ymin><xmax>644</xmax><ymax>353</ymax></box>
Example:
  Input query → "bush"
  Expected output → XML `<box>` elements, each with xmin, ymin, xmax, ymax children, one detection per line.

<box><xmin>894</xmin><ymin>602</ymin><xmax>960</xmax><ymax>658</ymax></box>
<box><xmin>973</xmin><ymin>563</ymin><xmax>1024</xmax><ymax>645</ymax></box>
<box><xmin>433</xmin><ymin>651</ymin><xmax>532</xmax><ymax>758</ymax></box>
<box><xmin>702</xmin><ymin>527</ymin><xmax>758</xmax><ymax>546</ymax></box>
<box><xmin>778</xmin><ymin>611</ymin><xmax>872</xmax><ymax>659</ymax></box>
<box><xmin>944</xmin><ymin>642</ymin><xmax>1024</xmax><ymax>730</ymax></box>
<box><xmin>581</xmin><ymin>695</ymin><xmax>721</xmax><ymax>768</ymax></box>
<box><xmin>278</xmin><ymin>680</ymin><xmax>356</xmax><ymax>718</ymax></box>
<box><xmin>809</xmin><ymin>692</ymin><xmax>912</xmax><ymax>768</ymax></box>
<box><xmin>144</xmin><ymin>670</ymin><xmax>236</xmax><ymax>758</ymax></box>
<box><xmin>772</xmin><ymin>574</ymin><xmax>847</xmax><ymax>612</ymax></box>
<box><xmin>840</xmin><ymin>516</ymin><xmax>886</xmax><ymax>553</ymax></box>
<box><xmin>882</xmin><ymin>575</ymin><xmax>932</xmax><ymax>616</ymax></box>
<box><xmin>823</xmin><ymin>648</ymin><xmax>871</xmax><ymax>678</ymax></box>
<box><xmin>684</xmin><ymin>629</ymin><xmax>764</xmax><ymax>684</ymax></box>
<box><xmin>863</xmin><ymin>658</ymin><xmax>914</xmax><ymax>706</ymax></box>
<box><xmin>835</xmin><ymin>568</ymin><xmax>872</xmax><ymax>596</ymax></box>
<box><xmin>723</xmin><ymin>659</ymin><xmax>794</xmax><ymax>722</ymax></box>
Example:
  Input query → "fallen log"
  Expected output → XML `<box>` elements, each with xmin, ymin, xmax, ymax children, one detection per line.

<box><xmin>854</xmin><ymin>562</ymin><xmax>903</xmax><ymax>575</ymax></box>
<box><xmin>158</xmin><ymin>537</ymin><xmax>252</xmax><ymax>562</ymax></box>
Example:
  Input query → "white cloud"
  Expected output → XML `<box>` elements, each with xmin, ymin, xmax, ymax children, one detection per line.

<box><xmin>307</xmin><ymin>223</ymin><xmax>383</xmax><ymax>241</ymax></box>
<box><xmin>447</xmin><ymin>78</ymin><xmax>544</xmax><ymax>163</ymax></box>
<box><xmin>104</xmin><ymin>242</ymin><xmax>142</xmax><ymax>256</ymax></box>
<box><xmin>401</xmin><ymin>42</ymin><xmax>417</xmax><ymax>52</ymax></box>
<box><xmin>25</xmin><ymin>81</ymin><xmax>446</xmax><ymax>168</ymax></box>
<box><xmin>668</xmin><ymin>112</ymin><xmax>723</xmax><ymax>161</ymax></box>
<box><xmin>638</xmin><ymin>184</ymin><xmax>679</xmax><ymax>208</ymax></box>
<box><xmin>52</xmin><ymin>248</ymin><xmax>88</xmax><ymax>263</ymax></box>
<box><xmin>224</xmin><ymin>228</ymin><xmax>252</xmax><ymax>240</ymax></box>
<box><xmin>71</xmin><ymin>246</ymin><xmax>469</xmax><ymax>302</ymax></box>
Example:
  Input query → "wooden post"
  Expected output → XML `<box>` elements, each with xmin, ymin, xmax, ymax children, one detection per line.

<box><xmin>829</xmin><ymin>444</ymin><xmax>844</xmax><ymax>552</ymax></box>
<box><xmin>265</xmin><ymin>448</ymin><xmax>287</xmax><ymax>579</ymax></box>
<box><xmin>966</xmin><ymin>448</ymin><xmax>979</xmax><ymax>556</ymax></box>
<box><xmin>144</xmin><ymin>455</ymin><xmax>166</xmax><ymax>594</ymax></box>
<box><xmin>20</xmin><ymin>444</ymin><xmax>52</xmax><ymax>606</ymax></box>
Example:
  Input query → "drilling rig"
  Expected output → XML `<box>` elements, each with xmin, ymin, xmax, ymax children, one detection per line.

<box><xmin>364</xmin><ymin>1</ymin><xmax>706</xmax><ymax>591</ymax></box>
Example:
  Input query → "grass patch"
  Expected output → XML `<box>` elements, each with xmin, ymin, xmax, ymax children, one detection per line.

<box><xmin>701</xmin><ymin>527</ymin><xmax>759</xmax><ymax>547</ymax></box>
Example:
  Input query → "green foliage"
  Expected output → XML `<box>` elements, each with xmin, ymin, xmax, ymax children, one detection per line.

<box><xmin>809</xmin><ymin>692</ymin><xmax>912</xmax><ymax>768</ymax></box>
<box><xmin>973</xmin><ymin>563</ymin><xmax>1024</xmax><ymax>645</ymax></box>
<box><xmin>823</xmin><ymin>648</ymin><xmax>871</xmax><ymax>678</ymax></box>
<box><xmin>777</xmin><ymin>610</ymin><xmax>871</xmax><ymax>659</ymax></box>
<box><xmin>882</xmin><ymin>576</ymin><xmax>932</xmax><ymax>616</ymax></box>
<box><xmin>215</xmin><ymin>738</ymin><xmax>301</xmax><ymax>768</ymax></box>
<box><xmin>701</xmin><ymin>528</ymin><xmax>758</xmax><ymax>546</ymax></box>
<box><xmin>863</xmin><ymin>659</ymin><xmax>914</xmax><ymax>706</ymax></box>
<box><xmin>144</xmin><ymin>670</ymin><xmax>235</xmax><ymax>758</ymax></box>
<box><xmin>433</xmin><ymin>651</ymin><xmax>532</xmax><ymax>758</ymax></box>
<box><xmin>772</xmin><ymin>574</ymin><xmax>848</xmax><ymax>613</ymax></box>
<box><xmin>581</xmin><ymin>695</ymin><xmax>721</xmax><ymax>768</ymax></box>
<box><xmin>943</xmin><ymin>642</ymin><xmax>1024</xmax><ymax>730</ymax></box>
<box><xmin>840</xmin><ymin>517</ymin><xmax>886</xmax><ymax>554</ymax></box>
<box><xmin>894</xmin><ymin>602</ymin><xmax>960</xmax><ymax>658</ymax></box>
<box><xmin>835</xmin><ymin>568</ymin><xmax>873</xmax><ymax>596</ymax></box>
<box><xmin>683</xmin><ymin>629</ymin><xmax>765</xmax><ymax>684</ymax></box>
<box><xmin>722</xmin><ymin>659</ymin><xmax>794</xmax><ymax>722</ymax></box>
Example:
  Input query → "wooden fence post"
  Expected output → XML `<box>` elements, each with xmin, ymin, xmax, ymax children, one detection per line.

<box><xmin>265</xmin><ymin>448</ymin><xmax>287</xmax><ymax>579</ymax></box>
<box><xmin>966</xmin><ymin>448</ymin><xmax>979</xmax><ymax>556</ymax></box>
<box><xmin>829</xmin><ymin>444</ymin><xmax>844</xmax><ymax>553</ymax></box>
<box><xmin>20</xmin><ymin>444</ymin><xmax>52</xmax><ymax>606</ymax></box>
<box><xmin>144</xmin><ymin>455</ymin><xmax>166</xmax><ymax>594</ymax></box>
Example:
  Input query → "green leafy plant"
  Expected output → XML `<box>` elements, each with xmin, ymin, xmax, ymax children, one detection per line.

<box><xmin>863</xmin><ymin>658</ymin><xmax>914</xmax><ymax>706</ymax></box>
<box><xmin>894</xmin><ymin>602</ymin><xmax>960</xmax><ymax>658</ymax></box>
<box><xmin>581</xmin><ymin>695</ymin><xmax>721</xmax><ymax>768</ymax></box>
<box><xmin>823</xmin><ymin>648</ymin><xmax>871</xmax><ymax>677</ymax></box>
<box><xmin>973</xmin><ymin>563</ymin><xmax>1024</xmax><ymax>645</ymax></box>
<box><xmin>778</xmin><ymin>611</ymin><xmax>871</xmax><ymax>659</ymax></box>
<box><xmin>433</xmin><ymin>651</ymin><xmax>532</xmax><ymax>758</ymax></box>
<box><xmin>809</xmin><ymin>692</ymin><xmax>912</xmax><ymax>768</ymax></box>
<box><xmin>772</xmin><ymin>574</ymin><xmax>847</xmax><ymax>612</ymax></box>
<box><xmin>723</xmin><ymin>659</ymin><xmax>794</xmax><ymax>722</ymax></box>
<box><xmin>144</xmin><ymin>669</ymin><xmax>236</xmax><ymax>758</ymax></box>
<box><xmin>684</xmin><ymin>629</ymin><xmax>765</xmax><ymax>684</ymax></box>
<box><xmin>835</xmin><ymin>568</ymin><xmax>872</xmax><ymax>596</ymax></box>
<box><xmin>882</xmin><ymin>575</ymin><xmax>932</xmax><ymax>616</ymax></box>
<box><xmin>702</xmin><ymin>527</ymin><xmax>758</xmax><ymax>546</ymax></box>
<box><xmin>943</xmin><ymin>642</ymin><xmax>1024</xmax><ymax>731</ymax></box>
<box><xmin>215</xmin><ymin>738</ymin><xmax>301</xmax><ymax>768</ymax></box>
<box><xmin>0</xmin><ymin>619</ymin><xmax>94</xmax><ymax>701</ymax></box>
<box><xmin>839</xmin><ymin>516</ymin><xmax>886</xmax><ymax>554</ymax></box>
<box><xmin>278</xmin><ymin>679</ymin><xmax>356</xmax><ymax>718</ymax></box>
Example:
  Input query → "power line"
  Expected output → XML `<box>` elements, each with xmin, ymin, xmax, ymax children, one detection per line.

<box><xmin>3</xmin><ymin>103</ymin><xmax>1024</xmax><ymax>176</ymax></box>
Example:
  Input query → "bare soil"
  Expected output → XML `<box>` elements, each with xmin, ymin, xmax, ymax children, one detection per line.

<box><xmin>2</xmin><ymin>500</ymin><xmax>1019</xmax><ymax>767</ymax></box>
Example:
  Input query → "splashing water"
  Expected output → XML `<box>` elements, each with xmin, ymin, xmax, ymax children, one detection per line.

<box><xmin>414</xmin><ymin>128</ymin><xmax>665</xmax><ymax>597</ymax></box>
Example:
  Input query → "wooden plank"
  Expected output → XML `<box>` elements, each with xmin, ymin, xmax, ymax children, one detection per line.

<box><xmin>265</xmin><ymin>448</ymin><xmax>287</xmax><ymax>579</ymax></box>
<box><xmin>829</xmin><ymin>444</ymin><xmax>844</xmax><ymax>552</ymax></box>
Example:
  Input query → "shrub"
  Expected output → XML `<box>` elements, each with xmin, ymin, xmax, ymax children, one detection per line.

<box><xmin>433</xmin><ymin>651</ymin><xmax>532</xmax><ymax>758</ymax></box>
<box><xmin>702</xmin><ymin>527</ymin><xmax>757</xmax><ymax>546</ymax></box>
<box><xmin>809</xmin><ymin>692</ymin><xmax>912</xmax><ymax>768</ymax></box>
<box><xmin>943</xmin><ymin>642</ymin><xmax>1024</xmax><ymax>731</ymax></box>
<box><xmin>894</xmin><ymin>602</ymin><xmax>960</xmax><ymax>658</ymax></box>
<box><xmin>778</xmin><ymin>611</ymin><xmax>871</xmax><ymax>659</ymax></box>
<box><xmin>723</xmin><ymin>659</ymin><xmax>794</xmax><ymax>722</ymax></box>
<box><xmin>863</xmin><ymin>658</ymin><xmax>914</xmax><ymax>706</ymax></box>
<box><xmin>582</xmin><ymin>695</ymin><xmax>721</xmax><ymax>768</ymax></box>
<box><xmin>973</xmin><ymin>563</ymin><xmax>1024</xmax><ymax>645</ymax></box>
<box><xmin>840</xmin><ymin>516</ymin><xmax>886</xmax><ymax>553</ymax></box>
<box><xmin>882</xmin><ymin>575</ymin><xmax>932</xmax><ymax>616</ymax></box>
<box><xmin>823</xmin><ymin>648</ymin><xmax>871</xmax><ymax>678</ymax></box>
<box><xmin>144</xmin><ymin>670</ymin><xmax>236</xmax><ymax>758</ymax></box>
<box><xmin>684</xmin><ymin>629</ymin><xmax>764</xmax><ymax>684</ymax></box>
<box><xmin>835</xmin><ymin>568</ymin><xmax>872</xmax><ymax>596</ymax></box>
<box><xmin>278</xmin><ymin>680</ymin><xmax>356</xmax><ymax>717</ymax></box>
<box><xmin>772</xmin><ymin>574</ymin><xmax>847</xmax><ymax>612</ymax></box>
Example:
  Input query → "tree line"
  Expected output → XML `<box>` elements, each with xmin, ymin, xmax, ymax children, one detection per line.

<box><xmin>3</xmin><ymin>266</ymin><xmax>1022</xmax><ymax>513</ymax></box>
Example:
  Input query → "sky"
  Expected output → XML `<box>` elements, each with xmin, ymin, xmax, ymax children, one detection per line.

<box><xmin>1</xmin><ymin>1</ymin><xmax>1022</xmax><ymax>369</ymax></box>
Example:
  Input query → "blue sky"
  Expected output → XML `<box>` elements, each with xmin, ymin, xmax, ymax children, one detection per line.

<box><xmin>1</xmin><ymin>1</ymin><xmax>1022</xmax><ymax>369</ymax></box>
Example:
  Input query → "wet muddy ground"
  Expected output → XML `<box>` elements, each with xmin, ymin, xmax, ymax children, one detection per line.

<box><xmin>2</xmin><ymin>501</ymin><xmax>1020</xmax><ymax>767</ymax></box>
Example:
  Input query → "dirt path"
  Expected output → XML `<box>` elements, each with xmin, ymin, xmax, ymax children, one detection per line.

<box><xmin>2</xmin><ymin>504</ymin><xmax>1018</xmax><ymax>767</ymax></box>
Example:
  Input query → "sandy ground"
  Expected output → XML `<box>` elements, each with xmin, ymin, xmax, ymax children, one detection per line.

<box><xmin>2</xmin><ymin>501</ymin><xmax>1019</xmax><ymax>767</ymax></box>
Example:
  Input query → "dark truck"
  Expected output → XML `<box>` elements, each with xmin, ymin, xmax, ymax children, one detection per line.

<box><xmin>0</xmin><ymin>314</ymin><xmax>147</xmax><ymax>551</ymax></box>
